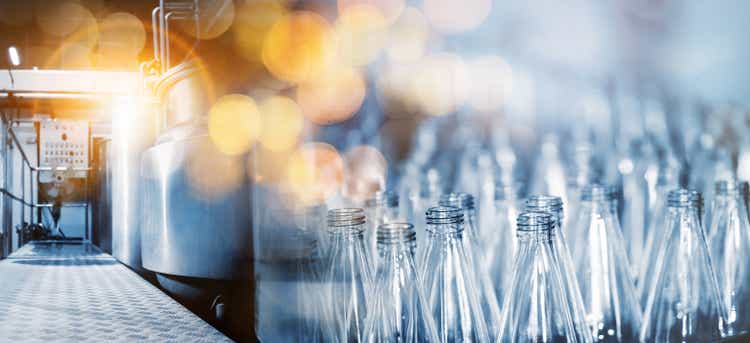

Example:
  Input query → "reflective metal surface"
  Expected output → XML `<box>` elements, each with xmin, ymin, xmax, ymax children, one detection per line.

<box><xmin>154</xmin><ymin>62</ymin><xmax>210</xmax><ymax>130</ymax></box>
<box><xmin>110</xmin><ymin>101</ymin><xmax>156</xmax><ymax>270</ymax></box>
<box><xmin>140</xmin><ymin>133</ymin><xmax>252</xmax><ymax>280</ymax></box>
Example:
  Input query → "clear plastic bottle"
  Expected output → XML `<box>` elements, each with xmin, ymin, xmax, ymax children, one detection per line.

<box><xmin>364</xmin><ymin>223</ymin><xmax>439</xmax><ymax>342</ymax></box>
<box><xmin>438</xmin><ymin>193</ymin><xmax>503</xmax><ymax>335</ymax></box>
<box><xmin>485</xmin><ymin>184</ymin><xmax>521</xmax><ymax>303</ymax></box>
<box><xmin>419</xmin><ymin>206</ymin><xmax>490</xmax><ymax>342</ymax></box>
<box><xmin>524</xmin><ymin>195</ymin><xmax>592</xmax><ymax>343</ymax></box>
<box><xmin>707</xmin><ymin>181</ymin><xmax>750</xmax><ymax>337</ymax></box>
<box><xmin>640</xmin><ymin>189</ymin><xmax>727</xmax><ymax>342</ymax></box>
<box><xmin>637</xmin><ymin>167</ymin><xmax>678</xmax><ymax>307</ymax></box>
<box><xmin>325</xmin><ymin>208</ymin><xmax>375</xmax><ymax>342</ymax></box>
<box><xmin>497</xmin><ymin>211</ymin><xmax>584</xmax><ymax>343</ymax></box>
<box><xmin>364</xmin><ymin>190</ymin><xmax>400</xmax><ymax>269</ymax></box>
<box><xmin>293</xmin><ymin>204</ymin><xmax>328</xmax><ymax>342</ymax></box>
<box><xmin>570</xmin><ymin>184</ymin><xmax>642</xmax><ymax>342</ymax></box>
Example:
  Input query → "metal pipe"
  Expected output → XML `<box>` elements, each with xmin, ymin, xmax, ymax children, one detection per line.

<box><xmin>165</xmin><ymin>12</ymin><xmax>191</xmax><ymax>71</ymax></box>
<box><xmin>151</xmin><ymin>6</ymin><xmax>161</xmax><ymax>63</ymax></box>
<box><xmin>159</xmin><ymin>0</ymin><xmax>166</xmax><ymax>74</ymax></box>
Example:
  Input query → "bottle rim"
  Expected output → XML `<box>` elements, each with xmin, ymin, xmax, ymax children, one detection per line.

<box><xmin>327</xmin><ymin>208</ymin><xmax>366</xmax><ymax>227</ymax></box>
<box><xmin>667</xmin><ymin>189</ymin><xmax>700</xmax><ymax>207</ymax></box>
<box><xmin>364</xmin><ymin>190</ymin><xmax>399</xmax><ymax>208</ymax></box>
<box><xmin>438</xmin><ymin>192</ymin><xmax>475</xmax><ymax>210</ymax></box>
<box><xmin>377</xmin><ymin>222</ymin><xmax>416</xmax><ymax>244</ymax></box>
<box><xmin>425</xmin><ymin>206</ymin><xmax>465</xmax><ymax>226</ymax></box>
<box><xmin>715</xmin><ymin>180</ymin><xmax>741</xmax><ymax>195</ymax></box>
<box><xmin>525</xmin><ymin>195</ymin><xmax>563</xmax><ymax>215</ymax></box>
<box><xmin>581</xmin><ymin>183</ymin><xmax>615</xmax><ymax>202</ymax></box>
<box><xmin>516</xmin><ymin>211</ymin><xmax>555</xmax><ymax>232</ymax></box>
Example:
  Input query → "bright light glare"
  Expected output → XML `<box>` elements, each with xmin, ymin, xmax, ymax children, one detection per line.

<box><xmin>8</xmin><ymin>46</ymin><xmax>20</xmax><ymax>66</ymax></box>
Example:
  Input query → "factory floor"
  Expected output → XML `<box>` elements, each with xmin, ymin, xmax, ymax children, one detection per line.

<box><xmin>0</xmin><ymin>241</ymin><xmax>232</xmax><ymax>342</ymax></box>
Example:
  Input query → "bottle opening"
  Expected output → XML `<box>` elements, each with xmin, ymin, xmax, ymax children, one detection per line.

<box><xmin>365</xmin><ymin>190</ymin><xmax>399</xmax><ymax>208</ymax></box>
<box><xmin>581</xmin><ymin>183</ymin><xmax>615</xmax><ymax>202</ymax></box>
<box><xmin>425</xmin><ymin>206</ymin><xmax>465</xmax><ymax>227</ymax></box>
<box><xmin>438</xmin><ymin>192</ymin><xmax>475</xmax><ymax>210</ymax></box>
<box><xmin>715</xmin><ymin>180</ymin><xmax>740</xmax><ymax>195</ymax></box>
<box><xmin>376</xmin><ymin>223</ymin><xmax>416</xmax><ymax>245</ymax></box>
<box><xmin>525</xmin><ymin>195</ymin><xmax>563</xmax><ymax>215</ymax></box>
<box><xmin>516</xmin><ymin>211</ymin><xmax>555</xmax><ymax>233</ymax></box>
<box><xmin>667</xmin><ymin>189</ymin><xmax>696</xmax><ymax>207</ymax></box>
<box><xmin>327</xmin><ymin>208</ymin><xmax>366</xmax><ymax>228</ymax></box>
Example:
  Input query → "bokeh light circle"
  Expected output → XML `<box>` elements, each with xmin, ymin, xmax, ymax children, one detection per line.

<box><xmin>296</xmin><ymin>66</ymin><xmax>366</xmax><ymax>125</ymax></box>
<box><xmin>99</xmin><ymin>12</ymin><xmax>146</xmax><ymax>54</ymax></box>
<box><xmin>412</xmin><ymin>53</ymin><xmax>470</xmax><ymax>116</ymax></box>
<box><xmin>343</xmin><ymin>145</ymin><xmax>388</xmax><ymax>202</ymax></box>
<box><xmin>263</xmin><ymin>11</ymin><xmax>335</xmax><ymax>83</ymax></box>
<box><xmin>232</xmin><ymin>0</ymin><xmax>288</xmax><ymax>64</ymax></box>
<box><xmin>178</xmin><ymin>0</ymin><xmax>235</xmax><ymax>40</ymax></box>
<box><xmin>423</xmin><ymin>0</ymin><xmax>491</xmax><ymax>34</ymax></box>
<box><xmin>334</xmin><ymin>4</ymin><xmax>388</xmax><ymax>66</ymax></box>
<box><xmin>258</xmin><ymin>96</ymin><xmax>304</xmax><ymax>152</ymax></box>
<box><xmin>386</xmin><ymin>7</ymin><xmax>429</xmax><ymax>63</ymax></box>
<box><xmin>338</xmin><ymin>0</ymin><xmax>405</xmax><ymax>24</ymax></box>
<box><xmin>208</xmin><ymin>94</ymin><xmax>262</xmax><ymax>156</ymax></box>
<box><xmin>285</xmin><ymin>142</ymin><xmax>345</xmax><ymax>205</ymax></box>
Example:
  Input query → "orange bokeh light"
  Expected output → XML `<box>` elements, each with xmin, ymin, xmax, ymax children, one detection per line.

<box><xmin>296</xmin><ymin>65</ymin><xmax>366</xmax><ymax>125</ymax></box>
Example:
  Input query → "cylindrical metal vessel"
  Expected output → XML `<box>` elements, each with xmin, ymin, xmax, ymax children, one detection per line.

<box><xmin>109</xmin><ymin>96</ymin><xmax>157</xmax><ymax>270</ymax></box>
<box><xmin>140</xmin><ymin>61</ymin><xmax>252</xmax><ymax>280</ymax></box>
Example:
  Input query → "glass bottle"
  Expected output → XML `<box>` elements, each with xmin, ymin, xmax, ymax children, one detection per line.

<box><xmin>438</xmin><ymin>193</ymin><xmax>503</xmax><ymax>335</ymax></box>
<box><xmin>364</xmin><ymin>190</ymin><xmax>400</xmax><ymax>269</ymax></box>
<box><xmin>293</xmin><ymin>204</ymin><xmax>328</xmax><ymax>342</ymax></box>
<box><xmin>364</xmin><ymin>223</ymin><xmax>439</xmax><ymax>342</ymax></box>
<box><xmin>420</xmin><ymin>206</ymin><xmax>490</xmax><ymax>342</ymax></box>
<box><xmin>524</xmin><ymin>195</ymin><xmax>592</xmax><ymax>343</ymax></box>
<box><xmin>497</xmin><ymin>211</ymin><xmax>583</xmax><ymax>342</ymax></box>
<box><xmin>707</xmin><ymin>181</ymin><xmax>750</xmax><ymax>337</ymax></box>
<box><xmin>640</xmin><ymin>189</ymin><xmax>727</xmax><ymax>342</ymax></box>
<box><xmin>637</xmin><ymin>167</ymin><xmax>678</xmax><ymax>307</ymax></box>
<box><xmin>325</xmin><ymin>208</ymin><xmax>375</xmax><ymax>342</ymax></box>
<box><xmin>570</xmin><ymin>184</ymin><xmax>642</xmax><ymax>342</ymax></box>
<box><xmin>485</xmin><ymin>184</ymin><xmax>520</xmax><ymax>303</ymax></box>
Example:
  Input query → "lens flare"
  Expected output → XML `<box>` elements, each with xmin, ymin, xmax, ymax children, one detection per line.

<box><xmin>258</xmin><ymin>96</ymin><xmax>304</xmax><ymax>152</ymax></box>
<box><xmin>99</xmin><ymin>12</ymin><xmax>146</xmax><ymax>54</ymax></box>
<box><xmin>263</xmin><ymin>11</ymin><xmax>335</xmax><ymax>83</ymax></box>
<box><xmin>335</xmin><ymin>4</ymin><xmax>388</xmax><ymax>66</ymax></box>
<box><xmin>285</xmin><ymin>143</ymin><xmax>345</xmax><ymax>205</ymax></box>
<box><xmin>36</xmin><ymin>2</ymin><xmax>93</xmax><ymax>38</ymax></box>
<box><xmin>423</xmin><ymin>0</ymin><xmax>491</xmax><ymax>34</ymax></box>
<box><xmin>0</xmin><ymin>1</ymin><xmax>33</xmax><ymax>26</ymax></box>
<box><xmin>208</xmin><ymin>94</ymin><xmax>262</xmax><ymax>156</ymax></box>
<box><xmin>296</xmin><ymin>65</ymin><xmax>366</xmax><ymax>125</ymax></box>
<box><xmin>386</xmin><ymin>6</ymin><xmax>429</xmax><ymax>63</ymax></box>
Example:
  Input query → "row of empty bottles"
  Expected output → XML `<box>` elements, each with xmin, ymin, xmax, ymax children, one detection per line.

<box><xmin>282</xmin><ymin>177</ymin><xmax>750</xmax><ymax>342</ymax></box>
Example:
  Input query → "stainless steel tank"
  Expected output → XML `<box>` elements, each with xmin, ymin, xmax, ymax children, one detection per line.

<box><xmin>110</xmin><ymin>96</ymin><xmax>157</xmax><ymax>270</ymax></box>
<box><xmin>139</xmin><ymin>61</ymin><xmax>252</xmax><ymax>280</ymax></box>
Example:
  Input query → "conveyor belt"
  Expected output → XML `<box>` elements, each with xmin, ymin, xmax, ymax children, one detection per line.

<box><xmin>0</xmin><ymin>241</ymin><xmax>232</xmax><ymax>342</ymax></box>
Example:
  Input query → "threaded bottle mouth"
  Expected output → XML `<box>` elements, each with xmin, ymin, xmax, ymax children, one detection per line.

<box><xmin>525</xmin><ymin>195</ymin><xmax>563</xmax><ymax>215</ymax></box>
<box><xmin>715</xmin><ymin>180</ymin><xmax>740</xmax><ymax>195</ymax></box>
<box><xmin>376</xmin><ymin>223</ymin><xmax>416</xmax><ymax>245</ymax></box>
<box><xmin>516</xmin><ymin>211</ymin><xmax>555</xmax><ymax>233</ymax></box>
<box><xmin>425</xmin><ymin>206</ymin><xmax>464</xmax><ymax>227</ymax></box>
<box><xmin>689</xmin><ymin>190</ymin><xmax>702</xmax><ymax>208</ymax></box>
<box><xmin>364</xmin><ymin>190</ymin><xmax>399</xmax><ymax>208</ymax></box>
<box><xmin>438</xmin><ymin>192</ymin><xmax>475</xmax><ymax>210</ymax></box>
<box><xmin>667</xmin><ymin>189</ymin><xmax>696</xmax><ymax>207</ymax></box>
<box><xmin>327</xmin><ymin>208</ymin><xmax>366</xmax><ymax>228</ymax></box>
<box><xmin>581</xmin><ymin>183</ymin><xmax>615</xmax><ymax>202</ymax></box>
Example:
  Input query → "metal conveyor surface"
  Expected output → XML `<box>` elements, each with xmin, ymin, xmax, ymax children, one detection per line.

<box><xmin>0</xmin><ymin>241</ymin><xmax>232</xmax><ymax>342</ymax></box>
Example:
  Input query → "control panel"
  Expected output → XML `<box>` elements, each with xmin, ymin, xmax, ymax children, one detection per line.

<box><xmin>39</xmin><ymin>120</ymin><xmax>89</xmax><ymax>170</ymax></box>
